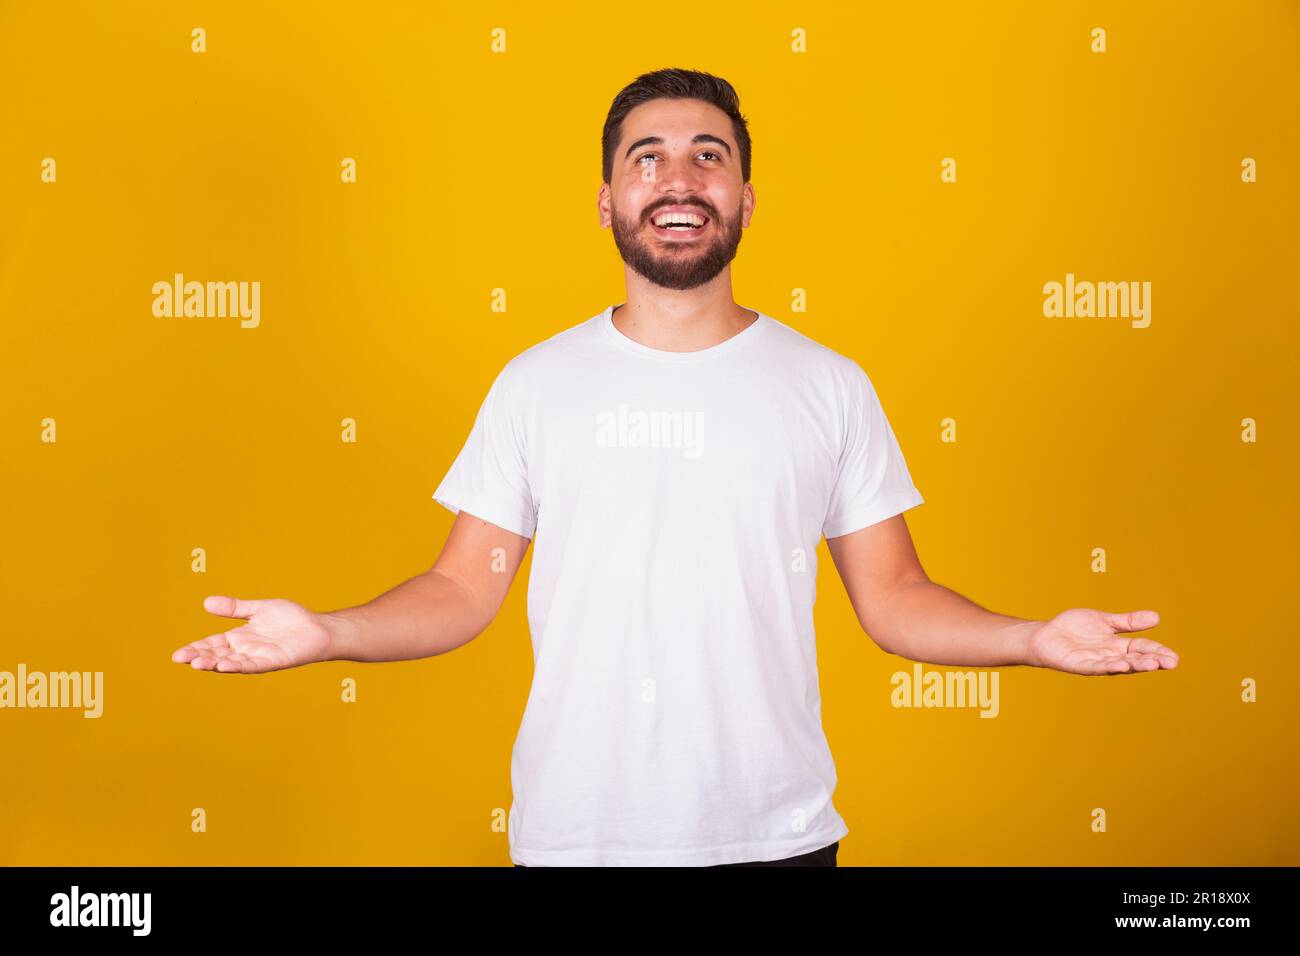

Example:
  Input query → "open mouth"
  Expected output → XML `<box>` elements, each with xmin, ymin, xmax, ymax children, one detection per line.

<box><xmin>648</xmin><ymin>207</ymin><xmax>711</xmax><ymax>238</ymax></box>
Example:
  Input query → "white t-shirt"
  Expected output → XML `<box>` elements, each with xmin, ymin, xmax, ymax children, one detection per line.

<box><xmin>432</xmin><ymin>303</ymin><xmax>924</xmax><ymax>866</ymax></box>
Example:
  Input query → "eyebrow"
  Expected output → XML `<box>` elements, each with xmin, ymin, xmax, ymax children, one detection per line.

<box><xmin>624</xmin><ymin>134</ymin><xmax>732</xmax><ymax>161</ymax></box>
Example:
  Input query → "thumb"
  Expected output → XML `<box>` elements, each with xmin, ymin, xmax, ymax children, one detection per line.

<box><xmin>1101</xmin><ymin>609</ymin><xmax>1160</xmax><ymax>633</ymax></box>
<box><xmin>203</xmin><ymin>595</ymin><xmax>261</xmax><ymax>620</ymax></box>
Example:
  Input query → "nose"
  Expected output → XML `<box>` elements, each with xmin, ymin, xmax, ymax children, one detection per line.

<box><xmin>651</xmin><ymin>153</ymin><xmax>706</xmax><ymax>194</ymax></box>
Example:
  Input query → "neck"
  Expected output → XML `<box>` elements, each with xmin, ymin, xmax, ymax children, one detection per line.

<box><xmin>611</xmin><ymin>279</ymin><xmax>757</xmax><ymax>352</ymax></box>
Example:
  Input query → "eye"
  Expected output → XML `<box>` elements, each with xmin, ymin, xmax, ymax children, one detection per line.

<box><xmin>636</xmin><ymin>151</ymin><xmax>722</xmax><ymax>165</ymax></box>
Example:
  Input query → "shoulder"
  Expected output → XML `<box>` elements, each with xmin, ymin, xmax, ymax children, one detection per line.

<box><xmin>502</xmin><ymin>311</ymin><xmax>604</xmax><ymax>372</ymax></box>
<box><xmin>760</xmin><ymin>313</ymin><xmax>874</xmax><ymax>391</ymax></box>
<box><xmin>485</xmin><ymin>311</ymin><xmax>606</xmax><ymax>395</ymax></box>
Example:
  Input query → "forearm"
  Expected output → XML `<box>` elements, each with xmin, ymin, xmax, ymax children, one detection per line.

<box><xmin>865</xmin><ymin>579</ymin><xmax>1043</xmax><ymax>667</ymax></box>
<box><xmin>316</xmin><ymin>570</ymin><xmax>488</xmax><ymax>663</ymax></box>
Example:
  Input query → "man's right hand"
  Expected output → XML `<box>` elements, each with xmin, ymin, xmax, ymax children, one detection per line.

<box><xmin>171</xmin><ymin>595</ymin><xmax>334</xmax><ymax>674</ymax></box>
<box><xmin>170</xmin><ymin>511</ymin><xmax>532</xmax><ymax>670</ymax></box>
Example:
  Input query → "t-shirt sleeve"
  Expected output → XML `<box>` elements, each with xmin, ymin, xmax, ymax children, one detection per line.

<box><xmin>821</xmin><ymin>363</ymin><xmax>924</xmax><ymax>539</ymax></box>
<box><xmin>431</xmin><ymin>362</ymin><xmax>538</xmax><ymax>540</ymax></box>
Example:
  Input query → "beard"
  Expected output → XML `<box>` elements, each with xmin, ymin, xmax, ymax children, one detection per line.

<box><xmin>610</xmin><ymin>197</ymin><xmax>744</xmax><ymax>291</ymax></box>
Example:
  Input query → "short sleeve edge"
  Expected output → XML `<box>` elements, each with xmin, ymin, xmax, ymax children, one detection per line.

<box><xmin>432</xmin><ymin>493</ymin><xmax>536</xmax><ymax>541</ymax></box>
<box><xmin>822</xmin><ymin>487</ymin><xmax>923</xmax><ymax>540</ymax></box>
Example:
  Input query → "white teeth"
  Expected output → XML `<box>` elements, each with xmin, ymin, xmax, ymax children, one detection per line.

<box><xmin>653</xmin><ymin>211</ymin><xmax>706</xmax><ymax>227</ymax></box>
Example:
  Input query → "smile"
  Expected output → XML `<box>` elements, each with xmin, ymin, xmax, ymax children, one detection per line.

<box><xmin>648</xmin><ymin>206</ymin><xmax>711</xmax><ymax>239</ymax></box>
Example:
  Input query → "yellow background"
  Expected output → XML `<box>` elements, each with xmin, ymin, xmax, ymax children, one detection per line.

<box><xmin>1</xmin><ymin>0</ymin><xmax>1296</xmax><ymax>865</ymax></box>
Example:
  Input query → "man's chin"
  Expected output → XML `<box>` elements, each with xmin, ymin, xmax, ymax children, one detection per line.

<box><xmin>612</xmin><ymin>230</ymin><xmax>738</xmax><ymax>288</ymax></box>
<box><xmin>631</xmin><ymin>267</ymin><xmax>723</xmax><ymax>291</ymax></box>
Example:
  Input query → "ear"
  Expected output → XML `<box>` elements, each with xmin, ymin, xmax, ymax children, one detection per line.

<box><xmin>597</xmin><ymin>181</ymin><xmax>612</xmax><ymax>228</ymax></box>
<box><xmin>741</xmin><ymin>181</ymin><xmax>756</xmax><ymax>228</ymax></box>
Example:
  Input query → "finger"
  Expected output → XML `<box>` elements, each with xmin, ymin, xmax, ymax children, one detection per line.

<box><xmin>1101</xmin><ymin>610</ymin><xmax>1160</xmax><ymax>633</ymax></box>
<box><xmin>192</xmin><ymin>650</ymin><xmax>245</xmax><ymax>672</ymax></box>
<box><xmin>203</xmin><ymin>595</ymin><xmax>260</xmax><ymax>621</ymax></box>
<box><xmin>1126</xmin><ymin>653</ymin><xmax>1161</xmax><ymax>672</ymax></box>
<box><xmin>186</xmin><ymin>641</ymin><xmax>240</xmax><ymax>670</ymax></box>
<box><xmin>1105</xmin><ymin>651</ymin><xmax>1170</xmax><ymax>674</ymax></box>
<box><xmin>1080</xmin><ymin>650</ymin><xmax>1133</xmax><ymax>675</ymax></box>
<box><xmin>215</xmin><ymin>654</ymin><xmax>253</xmax><ymax>673</ymax></box>
<box><xmin>1146</xmin><ymin>651</ymin><xmax>1178</xmax><ymax>669</ymax></box>
<box><xmin>1127</xmin><ymin>637</ymin><xmax>1178</xmax><ymax>667</ymax></box>
<box><xmin>171</xmin><ymin>633</ymin><xmax>233</xmax><ymax>663</ymax></box>
<box><xmin>1097</xmin><ymin>637</ymin><xmax>1153</xmax><ymax>664</ymax></box>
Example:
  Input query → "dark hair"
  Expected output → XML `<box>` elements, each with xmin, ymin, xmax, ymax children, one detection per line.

<box><xmin>601</xmin><ymin>68</ymin><xmax>751</xmax><ymax>185</ymax></box>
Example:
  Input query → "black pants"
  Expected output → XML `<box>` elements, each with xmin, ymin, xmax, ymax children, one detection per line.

<box><xmin>514</xmin><ymin>841</ymin><xmax>838</xmax><ymax>867</ymax></box>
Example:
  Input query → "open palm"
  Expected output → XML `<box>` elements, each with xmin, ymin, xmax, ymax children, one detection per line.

<box><xmin>1027</xmin><ymin>608</ymin><xmax>1177</xmax><ymax>675</ymax></box>
<box><xmin>171</xmin><ymin>595</ymin><xmax>331</xmax><ymax>674</ymax></box>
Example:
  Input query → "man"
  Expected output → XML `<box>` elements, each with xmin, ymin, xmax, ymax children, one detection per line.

<box><xmin>171</xmin><ymin>68</ymin><xmax>1178</xmax><ymax>867</ymax></box>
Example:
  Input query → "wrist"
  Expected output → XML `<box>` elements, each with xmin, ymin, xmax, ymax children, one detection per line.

<box><xmin>317</xmin><ymin>611</ymin><xmax>358</xmax><ymax>663</ymax></box>
<box><xmin>1010</xmin><ymin>620</ymin><xmax>1046</xmax><ymax>668</ymax></box>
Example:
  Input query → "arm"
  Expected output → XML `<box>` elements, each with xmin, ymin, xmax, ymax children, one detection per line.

<box><xmin>321</xmin><ymin>510</ymin><xmax>530</xmax><ymax>663</ymax></box>
<box><xmin>825</xmin><ymin>514</ymin><xmax>1177</xmax><ymax>675</ymax></box>
<box><xmin>171</xmin><ymin>510</ymin><xmax>530</xmax><ymax>673</ymax></box>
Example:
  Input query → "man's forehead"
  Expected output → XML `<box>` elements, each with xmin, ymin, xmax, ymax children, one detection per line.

<box><xmin>621</xmin><ymin>99</ymin><xmax>732</xmax><ymax>141</ymax></box>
